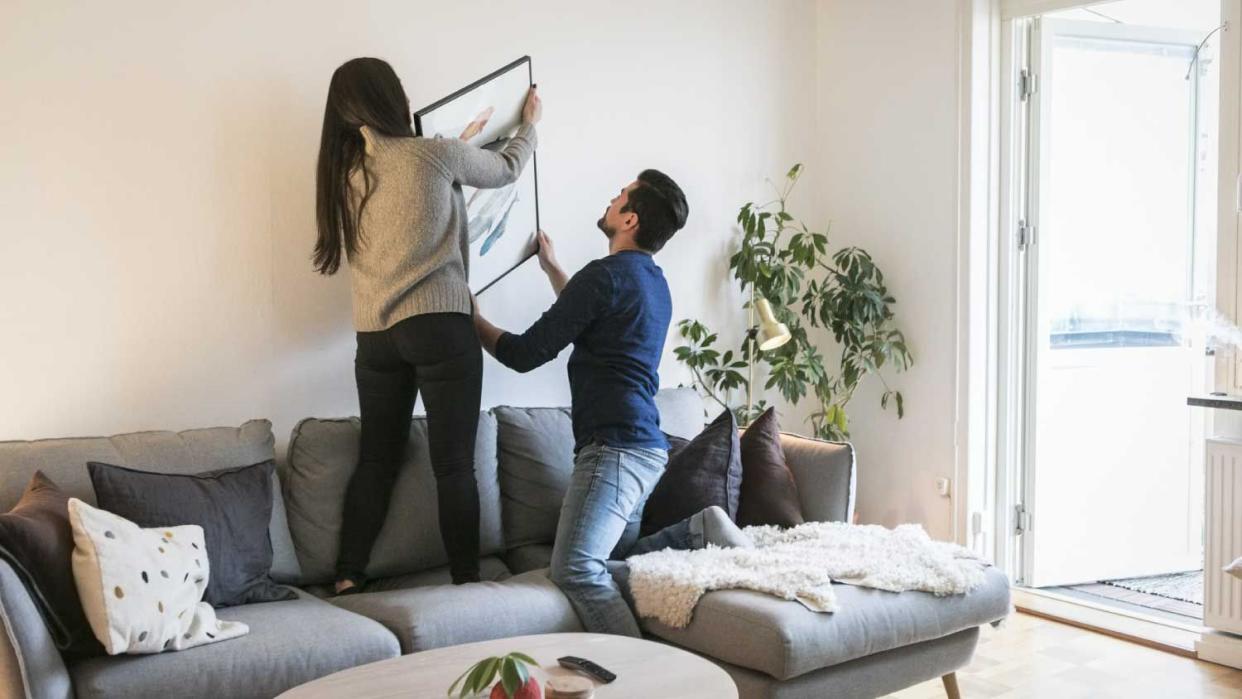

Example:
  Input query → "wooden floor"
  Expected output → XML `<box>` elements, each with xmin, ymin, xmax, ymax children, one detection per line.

<box><xmin>885</xmin><ymin>612</ymin><xmax>1242</xmax><ymax>698</ymax></box>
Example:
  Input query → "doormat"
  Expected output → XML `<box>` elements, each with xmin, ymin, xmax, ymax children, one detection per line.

<box><xmin>1101</xmin><ymin>570</ymin><xmax>1202</xmax><ymax>605</ymax></box>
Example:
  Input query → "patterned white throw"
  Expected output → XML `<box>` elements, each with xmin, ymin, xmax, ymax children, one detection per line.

<box><xmin>68</xmin><ymin>498</ymin><xmax>248</xmax><ymax>655</ymax></box>
<box><xmin>627</xmin><ymin>522</ymin><xmax>988</xmax><ymax>628</ymax></box>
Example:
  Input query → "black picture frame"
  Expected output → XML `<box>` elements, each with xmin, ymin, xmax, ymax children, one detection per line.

<box><xmin>413</xmin><ymin>56</ymin><xmax>539</xmax><ymax>296</ymax></box>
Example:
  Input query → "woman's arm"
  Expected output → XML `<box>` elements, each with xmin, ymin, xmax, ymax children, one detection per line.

<box><xmin>440</xmin><ymin>124</ymin><xmax>536</xmax><ymax>189</ymax></box>
<box><xmin>434</xmin><ymin>87</ymin><xmax>541</xmax><ymax>189</ymax></box>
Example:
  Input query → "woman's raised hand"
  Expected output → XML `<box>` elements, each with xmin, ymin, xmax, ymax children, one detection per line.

<box><xmin>522</xmin><ymin>85</ymin><xmax>542</xmax><ymax>126</ymax></box>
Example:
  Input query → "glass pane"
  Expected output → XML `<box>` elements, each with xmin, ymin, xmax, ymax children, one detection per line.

<box><xmin>1044</xmin><ymin>35</ymin><xmax>1194</xmax><ymax>347</ymax></box>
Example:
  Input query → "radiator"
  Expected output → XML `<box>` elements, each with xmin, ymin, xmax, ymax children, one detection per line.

<box><xmin>1207</xmin><ymin>439</ymin><xmax>1242</xmax><ymax>635</ymax></box>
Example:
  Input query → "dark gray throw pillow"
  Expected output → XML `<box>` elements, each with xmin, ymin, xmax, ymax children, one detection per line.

<box><xmin>87</xmin><ymin>460</ymin><xmax>295</xmax><ymax>607</ymax></box>
<box><xmin>640</xmin><ymin>410</ymin><xmax>742</xmax><ymax>537</ymax></box>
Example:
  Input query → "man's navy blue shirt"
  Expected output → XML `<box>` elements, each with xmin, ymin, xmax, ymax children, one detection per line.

<box><xmin>495</xmin><ymin>250</ymin><xmax>671</xmax><ymax>452</ymax></box>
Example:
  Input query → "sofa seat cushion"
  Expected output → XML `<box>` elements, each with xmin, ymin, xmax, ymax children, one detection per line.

<box><xmin>504</xmin><ymin>544</ymin><xmax>554</xmax><ymax>574</ymax></box>
<box><xmin>638</xmin><ymin>566</ymin><xmax>1010</xmax><ymax>681</ymax></box>
<box><xmin>301</xmin><ymin>557</ymin><xmax>511</xmax><ymax>598</ymax></box>
<box><xmin>67</xmin><ymin>589</ymin><xmax>399</xmax><ymax>699</ymax></box>
<box><xmin>331</xmin><ymin>569</ymin><xmax>581</xmax><ymax>653</ymax></box>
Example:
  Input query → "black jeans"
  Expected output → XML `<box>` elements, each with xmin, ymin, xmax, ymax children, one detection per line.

<box><xmin>337</xmin><ymin>312</ymin><xmax>483</xmax><ymax>585</ymax></box>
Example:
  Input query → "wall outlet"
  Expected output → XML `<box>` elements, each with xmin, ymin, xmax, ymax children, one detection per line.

<box><xmin>935</xmin><ymin>477</ymin><xmax>951</xmax><ymax>497</ymax></box>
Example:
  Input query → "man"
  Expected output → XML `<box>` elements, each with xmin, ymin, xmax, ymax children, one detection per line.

<box><xmin>474</xmin><ymin>169</ymin><xmax>750</xmax><ymax>637</ymax></box>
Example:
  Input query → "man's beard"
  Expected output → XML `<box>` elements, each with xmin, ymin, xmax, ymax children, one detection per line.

<box><xmin>597</xmin><ymin>217</ymin><xmax>615</xmax><ymax>238</ymax></box>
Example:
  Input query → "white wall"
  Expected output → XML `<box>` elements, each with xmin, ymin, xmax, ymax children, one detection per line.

<box><xmin>1</xmin><ymin>0</ymin><xmax>972</xmax><ymax>541</ymax></box>
<box><xmin>0</xmin><ymin>1</ymin><xmax>816</xmax><ymax>452</ymax></box>
<box><xmin>813</xmin><ymin>0</ymin><xmax>964</xmax><ymax>540</ymax></box>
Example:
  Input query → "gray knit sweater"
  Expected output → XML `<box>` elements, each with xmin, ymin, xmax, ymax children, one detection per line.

<box><xmin>347</xmin><ymin>123</ymin><xmax>537</xmax><ymax>331</ymax></box>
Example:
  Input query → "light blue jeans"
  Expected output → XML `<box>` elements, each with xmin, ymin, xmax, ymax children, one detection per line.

<box><xmin>548</xmin><ymin>442</ymin><xmax>698</xmax><ymax>637</ymax></box>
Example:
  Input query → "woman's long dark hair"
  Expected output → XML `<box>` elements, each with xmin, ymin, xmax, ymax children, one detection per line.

<box><xmin>314</xmin><ymin>57</ymin><xmax>415</xmax><ymax>275</ymax></box>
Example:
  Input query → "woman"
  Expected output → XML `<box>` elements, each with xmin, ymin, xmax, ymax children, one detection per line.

<box><xmin>314</xmin><ymin>57</ymin><xmax>540</xmax><ymax>591</ymax></box>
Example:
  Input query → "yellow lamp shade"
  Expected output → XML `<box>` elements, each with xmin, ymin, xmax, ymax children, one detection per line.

<box><xmin>756</xmin><ymin>298</ymin><xmax>792</xmax><ymax>351</ymax></box>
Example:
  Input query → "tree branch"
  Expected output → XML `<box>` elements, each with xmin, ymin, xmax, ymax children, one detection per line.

<box><xmin>689</xmin><ymin>363</ymin><xmax>733</xmax><ymax>412</ymax></box>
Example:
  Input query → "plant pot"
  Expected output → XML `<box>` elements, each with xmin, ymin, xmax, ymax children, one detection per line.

<box><xmin>490</xmin><ymin>677</ymin><xmax>541</xmax><ymax>699</ymax></box>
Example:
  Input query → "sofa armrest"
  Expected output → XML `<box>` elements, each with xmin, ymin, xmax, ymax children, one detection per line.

<box><xmin>779</xmin><ymin>433</ymin><xmax>855</xmax><ymax>523</ymax></box>
<box><xmin>0</xmin><ymin>560</ymin><xmax>72</xmax><ymax>699</ymax></box>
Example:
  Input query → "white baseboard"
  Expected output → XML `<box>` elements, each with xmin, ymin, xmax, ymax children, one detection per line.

<box><xmin>1198</xmin><ymin>631</ymin><xmax>1242</xmax><ymax>669</ymax></box>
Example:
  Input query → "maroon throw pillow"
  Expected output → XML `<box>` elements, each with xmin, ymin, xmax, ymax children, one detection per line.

<box><xmin>0</xmin><ymin>472</ymin><xmax>103</xmax><ymax>656</ymax></box>
<box><xmin>737</xmin><ymin>408</ymin><xmax>805</xmax><ymax>528</ymax></box>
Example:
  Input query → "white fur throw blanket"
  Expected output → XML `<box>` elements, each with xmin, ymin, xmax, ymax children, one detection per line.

<box><xmin>627</xmin><ymin>522</ymin><xmax>987</xmax><ymax>628</ymax></box>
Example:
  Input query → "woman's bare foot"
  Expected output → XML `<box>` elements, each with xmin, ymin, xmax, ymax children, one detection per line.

<box><xmin>334</xmin><ymin>579</ymin><xmax>358</xmax><ymax>595</ymax></box>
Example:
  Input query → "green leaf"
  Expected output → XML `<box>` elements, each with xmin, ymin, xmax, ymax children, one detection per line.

<box><xmin>460</xmin><ymin>657</ymin><xmax>497</xmax><ymax>696</ymax></box>
<box><xmin>447</xmin><ymin>664</ymin><xmax>473</xmax><ymax>696</ymax></box>
<box><xmin>508</xmin><ymin>652</ymin><xmax>538</xmax><ymax>667</ymax></box>
<box><xmin>895</xmin><ymin>392</ymin><xmax>905</xmax><ymax>419</ymax></box>
<box><xmin>501</xmin><ymin>658</ymin><xmax>521</xmax><ymax>696</ymax></box>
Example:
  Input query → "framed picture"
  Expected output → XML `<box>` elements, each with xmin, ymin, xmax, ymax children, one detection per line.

<box><xmin>414</xmin><ymin>56</ymin><xmax>539</xmax><ymax>295</ymax></box>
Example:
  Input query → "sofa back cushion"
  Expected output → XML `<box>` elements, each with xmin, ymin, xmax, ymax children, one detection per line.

<box><xmin>495</xmin><ymin>387</ymin><xmax>706</xmax><ymax>549</ymax></box>
<box><xmin>780</xmin><ymin>434</ymin><xmax>855</xmax><ymax>523</ymax></box>
<box><xmin>654</xmin><ymin>387</ymin><xmax>708</xmax><ymax>442</ymax></box>
<box><xmin>493</xmin><ymin>406</ymin><xmax>575</xmax><ymax>550</ymax></box>
<box><xmin>283</xmin><ymin>413</ymin><xmax>502</xmax><ymax>585</ymax></box>
<box><xmin>0</xmin><ymin>421</ymin><xmax>301</xmax><ymax>584</ymax></box>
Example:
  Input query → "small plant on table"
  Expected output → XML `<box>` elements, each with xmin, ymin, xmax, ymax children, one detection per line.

<box><xmin>448</xmin><ymin>651</ymin><xmax>542</xmax><ymax>699</ymax></box>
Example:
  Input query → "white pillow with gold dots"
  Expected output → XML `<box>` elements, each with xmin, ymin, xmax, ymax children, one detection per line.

<box><xmin>68</xmin><ymin>498</ymin><xmax>248</xmax><ymax>655</ymax></box>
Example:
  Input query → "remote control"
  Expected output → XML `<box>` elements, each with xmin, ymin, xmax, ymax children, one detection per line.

<box><xmin>557</xmin><ymin>655</ymin><xmax>617</xmax><ymax>683</ymax></box>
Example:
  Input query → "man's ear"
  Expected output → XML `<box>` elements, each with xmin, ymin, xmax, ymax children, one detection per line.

<box><xmin>622</xmin><ymin>212</ymin><xmax>639</xmax><ymax>233</ymax></box>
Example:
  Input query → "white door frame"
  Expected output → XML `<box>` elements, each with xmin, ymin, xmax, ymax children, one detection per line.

<box><xmin>995</xmin><ymin>10</ymin><xmax>1036</xmax><ymax>583</ymax></box>
<box><xmin>1218</xmin><ymin>0</ymin><xmax>1242</xmax><ymax>397</ymax></box>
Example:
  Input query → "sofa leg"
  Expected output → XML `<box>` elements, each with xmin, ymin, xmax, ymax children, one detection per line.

<box><xmin>941</xmin><ymin>672</ymin><xmax>961</xmax><ymax>699</ymax></box>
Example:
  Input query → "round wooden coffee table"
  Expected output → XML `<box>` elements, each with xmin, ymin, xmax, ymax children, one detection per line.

<box><xmin>278</xmin><ymin>632</ymin><xmax>737</xmax><ymax>698</ymax></box>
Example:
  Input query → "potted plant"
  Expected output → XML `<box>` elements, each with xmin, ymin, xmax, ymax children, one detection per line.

<box><xmin>448</xmin><ymin>651</ymin><xmax>542</xmax><ymax>699</ymax></box>
<box><xmin>674</xmin><ymin>164</ymin><xmax>912</xmax><ymax>438</ymax></box>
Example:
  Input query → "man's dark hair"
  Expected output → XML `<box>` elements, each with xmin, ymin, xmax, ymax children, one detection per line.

<box><xmin>623</xmin><ymin>169</ymin><xmax>688</xmax><ymax>253</ymax></box>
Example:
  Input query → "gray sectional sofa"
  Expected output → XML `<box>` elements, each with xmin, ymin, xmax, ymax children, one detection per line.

<box><xmin>0</xmin><ymin>388</ymin><xmax>1009</xmax><ymax>699</ymax></box>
